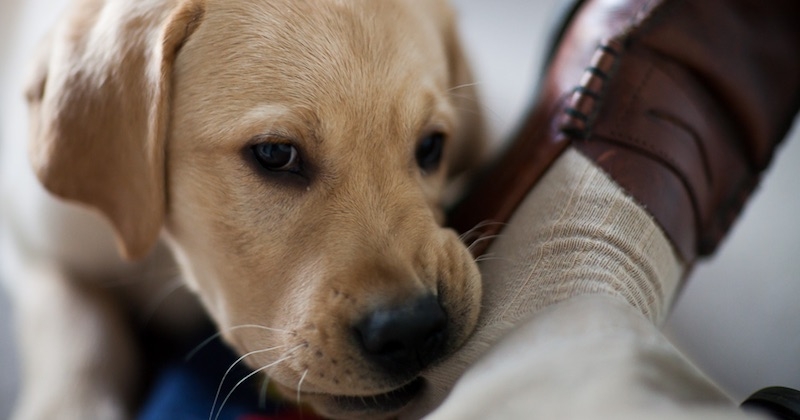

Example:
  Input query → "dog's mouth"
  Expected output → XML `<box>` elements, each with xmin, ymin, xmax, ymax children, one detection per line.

<box><xmin>331</xmin><ymin>376</ymin><xmax>424</xmax><ymax>413</ymax></box>
<box><xmin>291</xmin><ymin>376</ymin><xmax>425</xmax><ymax>419</ymax></box>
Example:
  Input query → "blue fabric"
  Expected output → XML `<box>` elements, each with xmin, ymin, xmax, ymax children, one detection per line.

<box><xmin>138</xmin><ymin>336</ymin><xmax>287</xmax><ymax>420</ymax></box>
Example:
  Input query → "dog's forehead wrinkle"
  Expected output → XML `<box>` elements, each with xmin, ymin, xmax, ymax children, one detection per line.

<box><xmin>193</xmin><ymin>0</ymin><xmax>447</xmax><ymax>99</ymax></box>
<box><xmin>174</xmin><ymin>0</ymin><xmax>454</xmax><ymax>157</ymax></box>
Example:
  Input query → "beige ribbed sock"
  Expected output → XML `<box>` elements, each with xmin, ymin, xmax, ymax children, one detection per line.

<box><xmin>475</xmin><ymin>148</ymin><xmax>683</xmax><ymax>326</ymax></box>
<box><xmin>401</xmin><ymin>149</ymin><xmax>752</xmax><ymax>419</ymax></box>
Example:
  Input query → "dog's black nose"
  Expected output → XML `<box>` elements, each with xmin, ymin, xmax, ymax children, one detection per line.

<box><xmin>354</xmin><ymin>295</ymin><xmax>448</xmax><ymax>374</ymax></box>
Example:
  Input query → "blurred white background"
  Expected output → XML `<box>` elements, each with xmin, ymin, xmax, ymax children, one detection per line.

<box><xmin>1</xmin><ymin>0</ymin><xmax>798</xmax><ymax>418</ymax></box>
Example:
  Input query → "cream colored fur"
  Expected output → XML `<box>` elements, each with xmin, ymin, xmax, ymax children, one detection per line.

<box><xmin>2</xmin><ymin>0</ymin><xmax>485</xmax><ymax>418</ymax></box>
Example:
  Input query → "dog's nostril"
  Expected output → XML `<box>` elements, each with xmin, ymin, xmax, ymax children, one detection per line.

<box><xmin>354</xmin><ymin>295</ymin><xmax>447</xmax><ymax>374</ymax></box>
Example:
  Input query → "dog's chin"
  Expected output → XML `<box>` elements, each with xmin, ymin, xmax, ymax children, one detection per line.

<box><xmin>329</xmin><ymin>377</ymin><xmax>424</xmax><ymax>417</ymax></box>
<box><xmin>279</xmin><ymin>377</ymin><xmax>425</xmax><ymax>419</ymax></box>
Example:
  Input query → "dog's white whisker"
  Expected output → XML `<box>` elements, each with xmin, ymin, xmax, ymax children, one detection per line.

<box><xmin>213</xmin><ymin>344</ymin><xmax>304</xmax><ymax>420</ymax></box>
<box><xmin>459</xmin><ymin>230</ymin><xmax>484</xmax><ymax>243</ymax></box>
<box><xmin>467</xmin><ymin>234</ymin><xmax>505</xmax><ymax>253</ymax></box>
<box><xmin>475</xmin><ymin>255</ymin><xmax>513</xmax><ymax>264</ymax></box>
<box><xmin>186</xmin><ymin>324</ymin><xmax>291</xmax><ymax>361</ymax></box>
<box><xmin>231</xmin><ymin>323</ymin><xmax>293</xmax><ymax>334</ymax></box>
<box><xmin>297</xmin><ymin>369</ymin><xmax>308</xmax><ymax>407</ymax></box>
<box><xmin>463</xmin><ymin>222</ymin><xmax>506</xmax><ymax>242</ymax></box>
<box><xmin>451</xmin><ymin>99</ymin><xmax>504</xmax><ymax>124</ymax></box>
<box><xmin>458</xmin><ymin>228</ymin><xmax>479</xmax><ymax>242</ymax></box>
<box><xmin>458</xmin><ymin>220</ymin><xmax>507</xmax><ymax>243</ymax></box>
<box><xmin>141</xmin><ymin>277</ymin><xmax>186</xmax><ymax>326</ymax></box>
<box><xmin>473</xmin><ymin>220</ymin><xmax>508</xmax><ymax>230</ymax></box>
<box><xmin>447</xmin><ymin>81</ymin><xmax>482</xmax><ymax>92</ymax></box>
<box><xmin>475</xmin><ymin>233</ymin><xmax>504</xmax><ymax>243</ymax></box>
<box><xmin>186</xmin><ymin>334</ymin><xmax>224</xmax><ymax>362</ymax></box>
<box><xmin>209</xmin><ymin>345</ymin><xmax>288</xmax><ymax>420</ymax></box>
<box><xmin>258</xmin><ymin>375</ymin><xmax>271</xmax><ymax>410</ymax></box>
<box><xmin>447</xmin><ymin>92</ymin><xmax>482</xmax><ymax>104</ymax></box>
<box><xmin>451</xmin><ymin>106</ymin><xmax>487</xmax><ymax>122</ymax></box>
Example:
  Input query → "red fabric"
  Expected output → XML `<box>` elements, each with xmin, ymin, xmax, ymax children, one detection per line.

<box><xmin>238</xmin><ymin>408</ymin><xmax>321</xmax><ymax>420</ymax></box>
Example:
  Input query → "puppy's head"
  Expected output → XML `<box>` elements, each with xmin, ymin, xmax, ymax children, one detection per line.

<box><xmin>26</xmin><ymin>0</ymin><xmax>484</xmax><ymax>417</ymax></box>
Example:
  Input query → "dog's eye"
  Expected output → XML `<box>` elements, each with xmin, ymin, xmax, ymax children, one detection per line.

<box><xmin>415</xmin><ymin>132</ymin><xmax>446</xmax><ymax>173</ymax></box>
<box><xmin>251</xmin><ymin>143</ymin><xmax>300</xmax><ymax>172</ymax></box>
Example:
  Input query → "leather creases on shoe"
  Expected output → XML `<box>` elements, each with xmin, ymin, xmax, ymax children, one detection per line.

<box><xmin>566</xmin><ymin>0</ymin><xmax>800</xmax><ymax>261</ymax></box>
<box><xmin>450</xmin><ymin>0</ymin><xmax>800</xmax><ymax>263</ymax></box>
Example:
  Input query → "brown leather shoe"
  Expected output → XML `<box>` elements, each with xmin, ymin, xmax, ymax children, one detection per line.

<box><xmin>450</xmin><ymin>0</ymin><xmax>800</xmax><ymax>263</ymax></box>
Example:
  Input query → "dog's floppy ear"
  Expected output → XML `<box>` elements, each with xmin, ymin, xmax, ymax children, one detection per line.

<box><xmin>26</xmin><ymin>0</ymin><xmax>205</xmax><ymax>260</ymax></box>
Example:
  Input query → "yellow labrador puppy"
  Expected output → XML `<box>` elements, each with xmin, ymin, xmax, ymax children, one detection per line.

<box><xmin>2</xmin><ymin>0</ymin><xmax>484</xmax><ymax>418</ymax></box>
